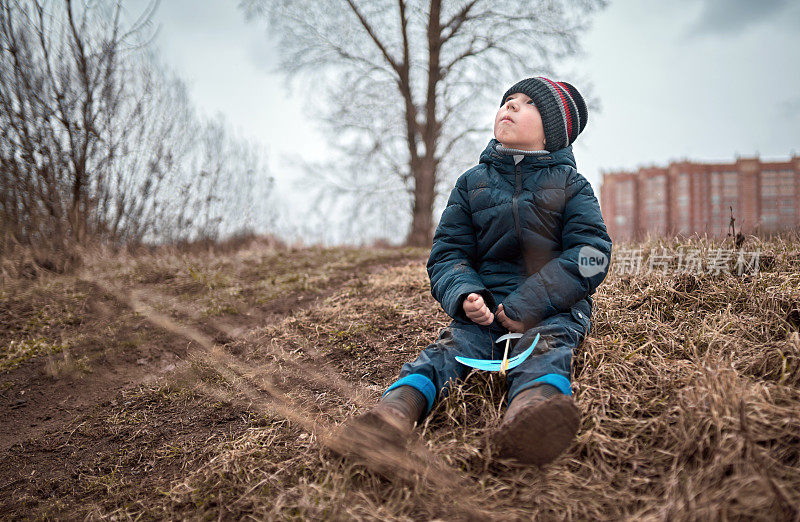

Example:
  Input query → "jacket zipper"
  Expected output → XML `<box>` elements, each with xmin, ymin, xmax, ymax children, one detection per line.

<box><xmin>512</xmin><ymin>164</ymin><xmax>531</xmax><ymax>273</ymax></box>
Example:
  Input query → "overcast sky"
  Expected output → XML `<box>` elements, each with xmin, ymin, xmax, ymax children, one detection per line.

<box><xmin>127</xmin><ymin>0</ymin><xmax>800</xmax><ymax>243</ymax></box>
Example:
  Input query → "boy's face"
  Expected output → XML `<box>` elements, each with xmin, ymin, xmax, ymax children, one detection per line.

<box><xmin>494</xmin><ymin>92</ymin><xmax>546</xmax><ymax>151</ymax></box>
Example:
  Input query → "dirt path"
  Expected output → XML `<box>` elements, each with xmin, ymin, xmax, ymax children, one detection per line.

<box><xmin>0</xmin><ymin>246</ymin><xmax>428</xmax><ymax>516</ymax></box>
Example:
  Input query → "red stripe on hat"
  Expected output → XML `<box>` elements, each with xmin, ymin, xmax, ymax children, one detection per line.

<box><xmin>541</xmin><ymin>77</ymin><xmax>573</xmax><ymax>141</ymax></box>
<box><xmin>558</xmin><ymin>82</ymin><xmax>578</xmax><ymax>138</ymax></box>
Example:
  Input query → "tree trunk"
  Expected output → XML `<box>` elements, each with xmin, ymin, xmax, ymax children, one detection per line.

<box><xmin>407</xmin><ymin>157</ymin><xmax>436</xmax><ymax>246</ymax></box>
<box><xmin>405</xmin><ymin>0</ymin><xmax>441</xmax><ymax>248</ymax></box>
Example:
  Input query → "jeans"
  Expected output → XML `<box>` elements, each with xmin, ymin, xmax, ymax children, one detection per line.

<box><xmin>385</xmin><ymin>309</ymin><xmax>589</xmax><ymax>416</ymax></box>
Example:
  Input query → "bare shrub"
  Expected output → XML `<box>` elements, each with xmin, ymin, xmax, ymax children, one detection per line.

<box><xmin>0</xmin><ymin>0</ymin><xmax>273</xmax><ymax>269</ymax></box>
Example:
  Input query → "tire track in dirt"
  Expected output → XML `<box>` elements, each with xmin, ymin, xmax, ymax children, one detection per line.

<box><xmin>0</xmin><ymin>251</ymin><xmax>426</xmax><ymax>457</ymax></box>
<box><xmin>0</xmin><ymin>250</ymin><xmax>489</xmax><ymax>519</ymax></box>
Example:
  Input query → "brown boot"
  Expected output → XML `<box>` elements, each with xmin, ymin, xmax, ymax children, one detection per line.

<box><xmin>337</xmin><ymin>385</ymin><xmax>427</xmax><ymax>449</ymax></box>
<box><xmin>494</xmin><ymin>384</ymin><xmax>580</xmax><ymax>466</ymax></box>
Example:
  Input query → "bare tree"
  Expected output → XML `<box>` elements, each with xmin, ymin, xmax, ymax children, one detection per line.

<box><xmin>0</xmin><ymin>0</ymin><xmax>274</xmax><ymax>258</ymax></box>
<box><xmin>0</xmin><ymin>0</ymin><xmax>155</xmax><ymax>248</ymax></box>
<box><xmin>241</xmin><ymin>0</ymin><xmax>606</xmax><ymax>246</ymax></box>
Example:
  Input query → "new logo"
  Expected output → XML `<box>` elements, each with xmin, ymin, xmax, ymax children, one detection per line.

<box><xmin>578</xmin><ymin>245</ymin><xmax>608</xmax><ymax>278</ymax></box>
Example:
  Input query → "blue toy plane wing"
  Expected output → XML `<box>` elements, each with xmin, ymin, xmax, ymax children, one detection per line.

<box><xmin>453</xmin><ymin>356</ymin><xmax>504</xmax><ymax>371</ymax></box>
<box><xmin>455</xmin><ymin>333</ymin><xmax>539</xmax><ymax>372</ymax></box>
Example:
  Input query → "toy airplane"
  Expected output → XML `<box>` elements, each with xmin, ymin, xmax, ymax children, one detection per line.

<box><xmin>455</xmin><ymin>332</ymin><xmax>539</xmax><ymax>376</ymax></box>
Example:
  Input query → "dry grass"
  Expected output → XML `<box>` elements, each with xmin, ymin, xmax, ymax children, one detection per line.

<box><xmin>2</xmin><ymin>233</ymin><xmax>799</xmax><ymax>520</ymax></box>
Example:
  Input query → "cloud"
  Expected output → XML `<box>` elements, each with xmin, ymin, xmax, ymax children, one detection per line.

<box><xmin>777</xmin><ymin>97</ymin><xmax>800</xmax><ymax>121</ymax></box>
<box><xmin>686</xmin><ymin>0</ymin><xmax>796</xmax><ymax>37</ymax></box>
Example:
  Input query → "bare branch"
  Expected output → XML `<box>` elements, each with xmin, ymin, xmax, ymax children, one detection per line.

<box><xmin>440</xmin><ymin>0</ymin><xmax>480</xmax><ymax>43</ymax></box>
<box><xmin>344</xmin><ymin>0</ymin><xmax>401</xmax><ymax>75</ymax></box>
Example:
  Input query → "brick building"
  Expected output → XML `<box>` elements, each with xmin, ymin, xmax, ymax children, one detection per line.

<box><xmin>600</xmin><ymin>155</ymin><xmax>800</xmax><ymax>241</ymax></box>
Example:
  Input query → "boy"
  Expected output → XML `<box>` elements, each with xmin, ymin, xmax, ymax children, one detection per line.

<box><xmin>348</xmin><ymin>77</ymin><xmax>612</xmax><ymax>466</ymax></box>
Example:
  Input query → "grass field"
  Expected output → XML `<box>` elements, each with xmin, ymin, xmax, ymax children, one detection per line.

<box><xmin>1</xmin><ymin>234</ymin><xmax>799</xmax><ymax>520</ymax></box>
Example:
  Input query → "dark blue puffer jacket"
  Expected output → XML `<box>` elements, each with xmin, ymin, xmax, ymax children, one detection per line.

<box><xmin>427</xmin><ymin>138</ymin><xmax>612</xmax><ymax>332</ymax></box>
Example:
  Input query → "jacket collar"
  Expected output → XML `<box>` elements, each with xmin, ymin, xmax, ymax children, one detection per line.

<box><xmin>479</xmin><ymin>138</ymin><xmax>576</xmax><ymax>175</ymax></box>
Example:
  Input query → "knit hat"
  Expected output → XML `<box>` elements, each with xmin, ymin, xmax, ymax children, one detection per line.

<box><xmin>499</xmin><ymin>77</ymin><xmax>587</xmax><ymax>152</ymax></box>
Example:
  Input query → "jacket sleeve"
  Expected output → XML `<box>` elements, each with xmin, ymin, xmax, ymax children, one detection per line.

<box><xmin>427</xmin><ymin>175</ymin><xmax>496</xmax><ymax>321</ymax></box>
<box><xmin>501</xmin><ymin>170</ymin><xmax>612</xmax><ymax>329</ymax></box>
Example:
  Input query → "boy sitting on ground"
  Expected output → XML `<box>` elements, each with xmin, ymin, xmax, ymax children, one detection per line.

<box><xmin>345</xmin><ymin>77</ymin><xmax>612</xmax><ymax>466</ymax></box>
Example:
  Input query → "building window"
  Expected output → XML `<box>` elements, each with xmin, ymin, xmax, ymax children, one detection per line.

<box><xmin>614</xmin><ymin>179</ymin><xmax>635</xmax><ymax>237</ymax></box>
<box><xmin>642</xmin><ymin>175</ymin><xmax>666</xmax><ymax>233</ymax></box>
<box><xmin>711</xmin><ymin>171</ymin><xmax>738</xmax><ymax>235</ymax></box>
<box><xmin>675</xmin><ymin>173</ymin><xmax>690</xmax><ymax>233</ymax></box>
<box><xmin>761</xmin><ymin>170</ymin><xmax>796</xmax><ymax>230</ymax></box>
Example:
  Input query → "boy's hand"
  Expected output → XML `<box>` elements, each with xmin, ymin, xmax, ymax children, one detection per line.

<box><xmin>496</xmin><ymin>304</ymin><xmax>525</xmax><ymax>333</ymax></box>
<box><xmin>463</xmin><ymin>293</ymin><xmax>494</xmax><ymax>326</ymax></box>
